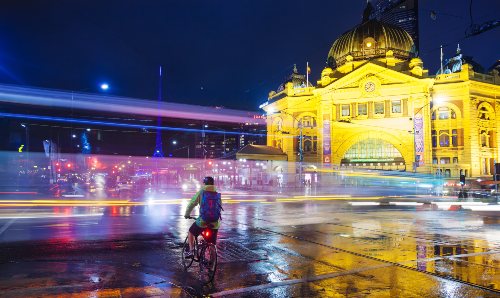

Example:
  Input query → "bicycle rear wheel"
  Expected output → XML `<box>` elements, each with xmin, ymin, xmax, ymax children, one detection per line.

<box><xmin>199</xmin><ymin>243</ymin><xmax>217</xmax><ymax>283</ymax></box>
<box><xmin>181</xmin><ymin>235</ymin><xmax>194</xmax><ymax>270</ymax></box>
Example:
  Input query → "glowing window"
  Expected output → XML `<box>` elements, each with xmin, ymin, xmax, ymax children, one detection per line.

<box><xmin>440</xmin><ymin>157</ymin><xmax>450</xmax><ymax>164</ymax></box>
<box><xmin>432</xmin><ymin>130</ymin><xmax>437</xmax><ymax>147</ymax></box>
<box><xmin>374</xmin><ymin>102</ymin><xmax>384</xmax><ymax>114</ymax></box>
<box><xmin>439</xmin><ymin>130</ymin><xmax>450</xmax><ymax>147</ymax></box>
<box><xmin>301</xmin><ymin>116</ymin><xmax>316</xmax><ymax>128</ymax></box>
<box><xmin>480</xmin><ymin>130</ymin><xmax>488</xmax><ymax>147</ymax></box>
<box><xmin>358</xmin><ymin>103</ymin><xmax>367</xmax><ymax>116</ymax></box>
<box><xmin>391</xmin><ymin>100</ymin><xmax>401</xmax><ymax>113</ymax></box>
<box><xmin>452</xmin><ymin>129</ymin><xmax>458</xmax><ymax>147</ymax></box>
<box><xmin>342</xmin><ymin>105</ymin><xmax>350</xmax><ymax>117</ymax></box>
<box><xmin>343</xmin><ymin>138</ymin><xmax>402</xmax><ymax>161</ymax></box>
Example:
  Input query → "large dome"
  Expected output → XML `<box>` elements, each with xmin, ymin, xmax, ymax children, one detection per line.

<box><xmin>327</xmin><ymin>19</ymin><xmax>416</xmax><ymax>68</ymax></box>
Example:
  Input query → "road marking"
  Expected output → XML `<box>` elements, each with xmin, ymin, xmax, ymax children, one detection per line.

<box><xmin>0</xmin><ymin>213</ymin><xmax>103</xmax><ymax>219</ymax></box>
<box><xmin>0</xmin><ymin>207</ymin><xmax>33</xmax><ymax>236</ymax></box>
<box><xmin>211</xmin><ymin>264</ymin><xmax>391</xmax><ymax>297</ymax></box>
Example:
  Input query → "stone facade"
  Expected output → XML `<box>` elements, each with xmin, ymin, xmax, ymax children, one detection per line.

<box><xmin>262</xmin><ymin>22</ymin><xmax>499</xmax><ymax>178</ymax></box>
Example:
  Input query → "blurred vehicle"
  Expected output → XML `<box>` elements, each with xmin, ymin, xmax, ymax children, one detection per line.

<box><xmin>106</xmin><ymin>175</ymin><xmax>151</xmax><ymax>200</ymax></box>
<box><xmin>181</xmin><ymin>179</ymin><xmax>201</xmax><ymax>192</ymax></box>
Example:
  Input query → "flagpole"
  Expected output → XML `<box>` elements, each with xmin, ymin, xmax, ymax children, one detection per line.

<box><xmin>306</xmin><ymin>61</ymin><xmax>309</xmax><ymax>87</ymax></box>
<box><xmin>440</xmin><ymin>45</ymin><xmax>443</xmax><ymax>74</ymax></box>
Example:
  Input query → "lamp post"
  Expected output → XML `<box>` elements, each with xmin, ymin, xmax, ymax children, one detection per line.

<box><xmin>69</xmin><ymin>83</ymin><xmax>110</xmax><ymax>152</ymax></box>
<box><xmin>20</xmin><ymin>123</ymin><xmax>29</xmax><ymax>168</ymax></box>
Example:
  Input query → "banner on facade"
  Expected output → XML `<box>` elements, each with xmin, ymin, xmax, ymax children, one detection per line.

<box><xmin>323</xmin><ymin>114</ymin><xmax>331</xmax><ymax>164</ymax></box>
<box><xmin>414</xmin><ymin>113</ymin><xmax>424</xmax><ymax>166</ymax></box>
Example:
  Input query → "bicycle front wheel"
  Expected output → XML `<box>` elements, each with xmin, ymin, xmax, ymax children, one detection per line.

<box><xmin>199</xmin><ymin>243</ymin><xmax>217</xmax><ymax>283</ymax></box>
<box><xmin>181</xmin><ymin>235</ymin><xmax>194</xmax><ymax>270</ymax></box>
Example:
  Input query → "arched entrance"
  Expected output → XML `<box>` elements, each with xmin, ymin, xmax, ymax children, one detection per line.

<box><xmin>340</xmin><ymin>138</ymin><xmax>406</xmax><ymax>170</ymax></box>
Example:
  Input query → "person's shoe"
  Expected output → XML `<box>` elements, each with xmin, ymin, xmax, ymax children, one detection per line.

<box><xmin>185</xmin><ymin>250</ymin><xmax>194</xmax><ymax>259</ymax></box>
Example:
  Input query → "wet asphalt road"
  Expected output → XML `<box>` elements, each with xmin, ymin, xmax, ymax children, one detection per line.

<box><xmin>0</xmin><ymin>194</ymin><xmax>499</xmax><ymax>297</ymax></box>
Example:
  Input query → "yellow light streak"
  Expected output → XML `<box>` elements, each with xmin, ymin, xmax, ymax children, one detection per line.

<box><xmin>0</xmin><ymin>196</ymin><xmax>386</xmax><ymax>208</ymax></box>
<box><xmin>292</xmin><ymin>195</ymin><xmax>351</xmax><ymax>198</ymax></box>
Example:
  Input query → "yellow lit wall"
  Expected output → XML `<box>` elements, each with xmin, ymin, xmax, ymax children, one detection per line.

<box><xmin>263</xmin><ymin>54</ymin><xmax>500</xmax><ymax>178</ymax></box>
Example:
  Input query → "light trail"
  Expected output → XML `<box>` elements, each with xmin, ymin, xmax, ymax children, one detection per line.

<box><xmin>0</xmin><ymin>195</ymin><xmax>421</xmax><ymax>214</ymax></box>
<box><xmin>292</xmin><ymin>195</ymin><xmax>351</xmax><ymax>198</ymax></box>
<box><xmin>0</xmin><ymin>112</ymin><xmax>265</xmax><ymax>137</ymax></box>
<box><xmin>0</xmin><ymin>83</ymin><xmax>265</xmax><ymax>125</ymax></box>
<box><xmin>0</xmin><ymin>213</ymin><xmax>104</xmax><ymax>219</ymax></box>
<box><xmin>0</xmin><ymin>192</ymin><xmax>38</xmax><ymax>195</ymax></box>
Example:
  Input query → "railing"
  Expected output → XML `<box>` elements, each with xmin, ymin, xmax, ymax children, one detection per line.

<box><xmin>473</xmin><ymin>73</ymin><xmax>495</xmax><ymax>83</ymax></box>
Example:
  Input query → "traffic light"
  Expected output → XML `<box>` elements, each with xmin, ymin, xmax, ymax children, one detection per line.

<box><xmin>494</xmin><ymin>163</ymin><xmax>500</xmax><ymax>181</ymax></box>
<box><xmin>459</xmin><ymin>174</ymin><xmax>466</xmax><ymax>185</ymax></box>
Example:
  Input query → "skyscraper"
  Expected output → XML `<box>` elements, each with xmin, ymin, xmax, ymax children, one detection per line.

<box><xmin>369</xmin><ymin>0</ymin><xmax>419</xmax><ymax>53</ymax></box>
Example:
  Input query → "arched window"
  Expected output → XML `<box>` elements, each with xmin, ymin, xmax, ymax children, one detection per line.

<box><xmin>343</xmin><ymin>138</ymin><xmax>402</xmax><ymax>161</ymax></box>
<box><xmin>300</xmin><ymin>116</ymin><xmax>317</xmax><ymax>128</ymax></box>
<box><xmin>439</xmin><ymin>130</ymin><xmax>450</xmax><ymax>147</ymax></box>
<box><xmin>438</xmin><ymin>108</ymin><xmax>449</xmax><ymax>119</ymax></box>
<box><xmin>436</xmin><ymin>107</ymin><xmax>457</xmax><ymax>120</ymax></box>
<box><xmin>304</xmin><ymin>140</ymin><xmax>312</xmax><ymax>152</ymax></box>
<box><xmin>478</xmin><ymin>106</ymin><xmax>491</xmax><ymax>120</ymax></box>
<box><xmin>300</xmin><ymin>136</ymin><xmax>317</xmax><ymax>153</ymax></box>
<box><xmin>273</xmin><ymin>118</ymin><xmax>283</xmax><ymax>132</ymax></box>
<box><xmin>452</xmin><ymin>129</ymin><xmax>458</xmax><ymax>147</ymax></box>
<box><xmin>480</xmin><ymin>130</ymin><xmax>488</xmax><ymax>147</ymax></box>
<box><xmin>432</xmin><ymin>130</ymin><xmax>437</xmax><ymax>147</ymax></box>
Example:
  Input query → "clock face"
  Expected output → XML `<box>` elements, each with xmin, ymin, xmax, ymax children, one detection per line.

<box><xmin>364</xmin><ymin>81</ymin><xmax>375</xmax><ymax>92</ymax></box>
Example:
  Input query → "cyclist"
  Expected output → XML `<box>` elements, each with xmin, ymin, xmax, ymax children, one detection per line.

<box><xmin>184</xmin><ymin>176</ymin><xmax>221</xmax><ymax>258</ymax></box>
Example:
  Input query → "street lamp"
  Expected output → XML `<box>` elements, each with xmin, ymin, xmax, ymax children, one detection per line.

<box><xmin>20</xmin><ymin>123</ymin><xmax>29</xmax><ymax>165</ymax></box>
<box><xmin>100</xmin><ymin>83</ymin><xmax>109</xmax><ymax>91</ymax></box>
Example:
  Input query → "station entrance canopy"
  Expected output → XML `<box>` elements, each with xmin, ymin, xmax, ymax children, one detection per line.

<box><xmin>236</xmin><ymin>144</ymin><xmax>287</xmax><ymax>161</ymax></box>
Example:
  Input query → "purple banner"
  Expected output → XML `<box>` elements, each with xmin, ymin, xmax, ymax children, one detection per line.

<box><xmin>323</xmin><ymin>114</ymin><xmax>331</xmax><ymax>164</ymax></box>
<box><xmin>414</xmin><ymin>114</ymin><xmax>424</xmax><ymax>166</ymax></box>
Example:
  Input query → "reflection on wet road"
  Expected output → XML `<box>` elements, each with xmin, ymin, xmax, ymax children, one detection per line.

<box><xmin>0</xmin><ymin>194</ymin><xmax>499</xmax><ymax>297</ymax></box>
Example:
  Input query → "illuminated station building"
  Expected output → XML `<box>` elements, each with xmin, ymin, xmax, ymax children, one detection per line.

<box><xmin>261</xmin><ymin>19</ymin><xmax>500</xmax><ymax>178</ymax></box>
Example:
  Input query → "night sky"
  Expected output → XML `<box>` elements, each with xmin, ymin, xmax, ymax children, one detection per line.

<box><xmin>0</xmin><ymin>1</ymin><xmax>498</xmax><ymax>111</ymax></box>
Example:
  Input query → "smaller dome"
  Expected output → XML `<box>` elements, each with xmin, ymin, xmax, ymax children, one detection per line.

<box><xmin>277</xmin><ymin>64</ymin><xmax>313</xmax><ymax>92</ymax></box>
<box><xmin>409</xmin><ymin>57</ymin><xmax>423</xmax><ymax>68</ymax></box>
<box><xmin>321</xmin><ymin>67</ymin><xmax>334</xmax><ymax>77</ymax></box>
<box><xmin>488</xmin><ymin>60</ymin><xmax>500</xmax><ymax>73</ymax></box>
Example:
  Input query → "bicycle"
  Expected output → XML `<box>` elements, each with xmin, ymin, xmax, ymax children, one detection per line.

<box><xmin>181</xmin><ymin>217</ymin><xmax>218</xmax><ymax>283</ymax></box>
